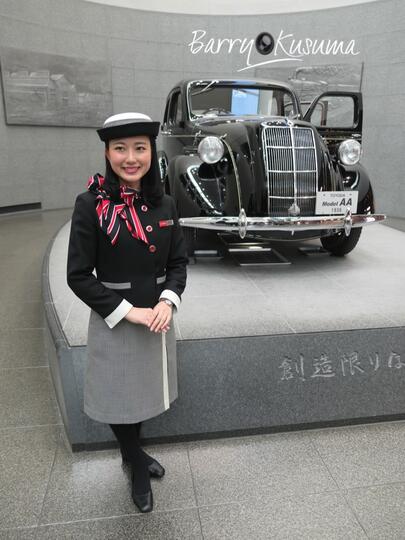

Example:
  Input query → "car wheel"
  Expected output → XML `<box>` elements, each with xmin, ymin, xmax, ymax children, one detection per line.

<box><xmin>320</xmin><ymin>227</ymin><xmax>362</xmax><ymax>256</ymax></box>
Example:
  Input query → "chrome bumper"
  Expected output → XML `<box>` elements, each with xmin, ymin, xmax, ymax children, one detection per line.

<box><xmin>179</xmin><ymin>208</ymin><xmax>386</xmax><ymax>239</ymax></box>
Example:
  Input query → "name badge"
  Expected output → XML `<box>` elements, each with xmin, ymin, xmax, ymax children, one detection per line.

<box><xmin>159</xmin><ymin>219</ymin><xmax>174</xmax><ymax>228</ymax></box>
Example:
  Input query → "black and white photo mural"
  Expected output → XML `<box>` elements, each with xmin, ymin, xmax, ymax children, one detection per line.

<box><xmin>255</xmin><ymin>63</ymin><xmax>363</xmax><ymax>115</ymax></box>
<box><xmin>0</xmin><ymin>47</ymin><xmax>112</xmax><ymax>127</ymax></box>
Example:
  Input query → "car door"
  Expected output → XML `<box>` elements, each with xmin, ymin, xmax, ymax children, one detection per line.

<box><xmin>161</xmin><ymin>89</ymin><xmax>187</xmax><ymax>159</ymax></box>
<box><xmin>161</xmin><ymin>88</ymin><xmax>194</xmax><ymax>197</ymax></box>
<box><xmin>303</xmin><ymin>91</ymin><xmax>362</xmax><ymax>153</ymax></box>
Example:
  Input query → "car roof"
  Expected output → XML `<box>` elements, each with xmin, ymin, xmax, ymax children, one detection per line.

<box><xmin>169</xmin><ymin>78</ymin><xmax>296</xmax><ymax>94</ymax></box>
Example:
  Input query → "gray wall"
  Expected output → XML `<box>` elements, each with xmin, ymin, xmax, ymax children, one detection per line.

<box><xmin>0</xmin><ymin>0</ymin><xmax>402</xmax><ymax>217</ymax></box>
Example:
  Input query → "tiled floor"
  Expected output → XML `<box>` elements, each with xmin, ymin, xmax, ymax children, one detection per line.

<box><xmin>1</xmin><ymin>209</ymin><xmax>405</xmax><ymax>539</ymax></box>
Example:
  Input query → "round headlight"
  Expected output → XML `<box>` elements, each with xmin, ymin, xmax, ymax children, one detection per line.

<box><xmin>338</xmin><ymin>139</ymin><xmax>362</xmax><ymax>165</ymax></box>
<box><xmin>198</xmin><ymin>136</ymin><xmax>224</xmax><ymax>164</ymax></box>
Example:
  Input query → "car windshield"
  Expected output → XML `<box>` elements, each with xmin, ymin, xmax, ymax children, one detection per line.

<box><xmin>189</xmin><ymin>82</ymin><xmax>297</xmax><ymax>119</ymax></box>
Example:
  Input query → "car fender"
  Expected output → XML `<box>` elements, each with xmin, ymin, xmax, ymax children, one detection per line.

<box><xmin>337</xmin><ymin>162</ymin><xmax>375</xmax><ymax>214</ymax></box>
<box><xmin>167</xmin><ymin>154</ymin><xmax>207</xmax><ymax>216</ymax></box>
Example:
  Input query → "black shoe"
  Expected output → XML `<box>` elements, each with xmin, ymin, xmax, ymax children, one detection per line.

<box><xmin>147</xmin><ymin>458</ymin><xmax>165</xmax><ymax>478</ymax></box>
<box><xmin>121</xmin><ymin>451</ymin><xmax>165</xmax><ymax>478</ymax></box>
<box><xmin>131</xmin><ymin>470</ymin><xmax>153</xmax><ymax>512</ymax></box>
<box><xmin>131</xmin><ymin>458</ymin><xmax>153</xmax><ymax>512</ymax></box>
<box><xmin>132</xmin><ymin>489</ymin><xmax>153</xmax><ymax>513</ymax></box>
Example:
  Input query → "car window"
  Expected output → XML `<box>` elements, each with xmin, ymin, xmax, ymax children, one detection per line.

<box><xmin>310</xmin><ymin>95</ymin><xmax>355</xmax><ymax>128</ymax></box>
<box><xmin>175</xmin><ymin>94</ymin><xmax>183</xmax><ymax>124</ymax></box>
<box><xmin>168</xmin><ymin>91</ymin><xmax>181</xmax><ymax>125</ymax></box>
<box><xmin>163</xmin><ymin>98</ymin><xmax>170</xmax><ymax>125</ymax></box>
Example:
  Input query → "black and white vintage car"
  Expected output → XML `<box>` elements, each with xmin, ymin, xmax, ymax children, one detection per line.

<box><xmin>159</xmin><ymin>78</ymin><xmax>385</xmax><ymax>257</ymax></box>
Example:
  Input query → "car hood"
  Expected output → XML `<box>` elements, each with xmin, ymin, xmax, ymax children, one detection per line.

<box><xmin>193</xmin><ymin>115</ymin><xmax>316</xmax><ymax>140</ymax></box>
<box><xmin>192</xmin><ymin>115</ymin><xmax>319</xmax><ymax>169</ymax></box>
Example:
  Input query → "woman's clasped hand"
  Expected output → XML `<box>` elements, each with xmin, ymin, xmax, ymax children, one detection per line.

<box><xmin>124</xmin><ymin>302</ymin><xmax>172</xmax><ymax>333</ymax></box>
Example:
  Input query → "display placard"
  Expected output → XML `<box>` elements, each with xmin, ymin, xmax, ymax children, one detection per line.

<box><xmin>315</xmin><ymin>191</ymin><xmax>358</xmax><ymax>215</ymax></box>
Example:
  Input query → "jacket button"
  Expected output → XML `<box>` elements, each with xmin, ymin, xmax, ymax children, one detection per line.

<box><xmin>146</xmin><ymin>225</ymin><xmax>153</xmax><ymax>232</ymax></box>
<box><xmin>141</xmin><ymin>204</ymin><xmax>148</xmax><ymax>212</ymax></box>
<box><xmin>149</xmin><ymin>244</ymin><xmax>157</xmax><ymax>253</ymax></box>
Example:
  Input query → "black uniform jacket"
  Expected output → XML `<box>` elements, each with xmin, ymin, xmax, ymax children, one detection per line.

<box><xmin>66</xmin><ymin>190</ymin><xmax>188</xmax><ymax>320</ymax></box>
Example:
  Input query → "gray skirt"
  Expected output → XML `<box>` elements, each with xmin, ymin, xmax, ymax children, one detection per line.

<box><xmin>84</xmin><ymin>309</ymin><xmax>178</xmax><ymax>424</ymax></box>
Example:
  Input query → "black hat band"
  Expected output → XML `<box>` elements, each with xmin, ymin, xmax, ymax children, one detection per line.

<box><xmin>97</xmin><ymin>121</ymin><xmax>160</xmax><ymax>142</ymax></box>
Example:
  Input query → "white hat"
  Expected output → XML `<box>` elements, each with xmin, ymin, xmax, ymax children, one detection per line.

<box><xmin>97</xmin><ymin>112</ymin><xmax>160</xmax><ymax>141</ymax></box>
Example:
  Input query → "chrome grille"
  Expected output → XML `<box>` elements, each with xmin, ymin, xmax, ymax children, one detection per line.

<box><xmin>261</xmin><ymin>125</ymin><xmax>318</xmax><ymax>216</ymax></box>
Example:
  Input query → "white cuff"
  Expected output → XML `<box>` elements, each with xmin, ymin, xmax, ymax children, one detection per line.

<box><xmin>159</xmin><ymin>289</ymin><xmax>181</xmax><ymax>310</ymax></box>
<box><xmin>104</xmin><ymin>299</ymin><xmax>133</xmax><ymax>329</ymax></box>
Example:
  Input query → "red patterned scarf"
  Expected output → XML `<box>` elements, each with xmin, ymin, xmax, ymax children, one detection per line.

<box><xmin>87</xmin><ymin>173</ymin><xmax>149</xmax><ymax>246</ymax></box>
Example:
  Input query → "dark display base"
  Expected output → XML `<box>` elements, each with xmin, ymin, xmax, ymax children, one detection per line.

<box><xmin>43</xmin><ymin>222</ymin><xmax>405</xmax><ymax>451</ymax></box>
<box><xmin>63</xmin><ymin>327</ymin><xmax>404</xmax><ymax>451</ymax></box>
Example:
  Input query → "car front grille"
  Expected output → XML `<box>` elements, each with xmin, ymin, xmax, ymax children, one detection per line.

<box><xmin>261</xmin><ymin>124</ymin><xmax>318</xmax><ymax>216</ymax></box>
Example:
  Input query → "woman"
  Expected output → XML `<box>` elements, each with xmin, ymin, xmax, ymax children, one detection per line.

<box><xmin>67</xmin><ymin>112</ymin><xmax>188</xmax><ymax>513</ymax></box>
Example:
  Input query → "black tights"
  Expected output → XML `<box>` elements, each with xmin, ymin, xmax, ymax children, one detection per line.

<box><xmin>109</xmin><ymin>422</ymin><xmax>151</xmax><ymax>494</ymax></box>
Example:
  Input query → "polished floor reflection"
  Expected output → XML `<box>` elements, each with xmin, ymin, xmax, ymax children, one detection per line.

<box><xmin>0</xmin><ymin>208</ymin><xmax>404</xmax><ymax>539</ymax></box>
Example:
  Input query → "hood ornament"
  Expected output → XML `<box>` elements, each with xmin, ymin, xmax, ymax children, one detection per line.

<box><xmin>288</xmin><ymin>203</ymin><xmax>300</xmax><ymax>216</ymax></box>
